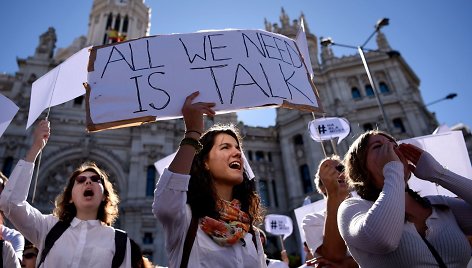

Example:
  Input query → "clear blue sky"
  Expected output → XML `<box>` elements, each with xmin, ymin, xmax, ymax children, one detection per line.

<box><xmin>2</xmin><ymin>0</ymin><xmax>471</xmax><ymax>130</ymax></box>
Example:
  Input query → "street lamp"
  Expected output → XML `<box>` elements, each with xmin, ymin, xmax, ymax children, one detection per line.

<box><xmin>321</xmin><ymin>17</ymin><xmax>394</xmax><ymax>133</ymax></box>
<box><xmin>425</xmin><ymin>93</ymin><xmax>458</xmax><ymax>107</ymax></box>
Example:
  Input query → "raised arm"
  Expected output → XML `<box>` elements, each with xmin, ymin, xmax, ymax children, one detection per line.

<box><xmin>400</xmin><ymin>143</ymin><xmax>472</xmax><ymax>234</ymax></box>
<box><xmin>338</xmin><ymin>142</ymin><xmax>406</xmax><ymax>254</ymax></box>
<box><xmin>152</xmin><ymin>92</ymin><xmax>215</xmax><ymax>267</ymax></box>
<box><xmin>25</xmin><ymin>120</ymin><xmax>50</xmax><ymax>163</ymax></box>
<box><xmin>318</xmin><ymin>162</ymin><xmax>349</xmax><ymax>262</ymax></box>
<box><xmin>168</xmin><ymin>91</ymin><xmax>215</xmax><ymax>174</ymax></box>
<box><xmin>0</xmin><ymin>119</ymin><xmax>53</xmax><ymax>247</ymax></box>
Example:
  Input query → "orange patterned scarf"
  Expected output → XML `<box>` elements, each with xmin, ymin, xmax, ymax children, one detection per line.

<box><xmin>201</xmin><ymin>199</ymin><xmax>250</xmax><ymax>246</ymax></box>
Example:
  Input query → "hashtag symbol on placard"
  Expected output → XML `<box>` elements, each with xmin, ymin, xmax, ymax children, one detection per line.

<box><xmin>318</xmin><ymin>125</ymin><xmax>327</xmax><ymax>134</ymax></box>
<box><xmin>271</xmin><ymin>220</ymin><xmax>277</xmax><ymax>230</ymax></box>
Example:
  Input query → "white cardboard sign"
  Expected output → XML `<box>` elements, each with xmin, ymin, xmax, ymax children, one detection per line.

<box><xmin>264</xmin><ymin>214</ymin><xmax>294</xmax><ymax>240</ymax></box>
<box><xmin>85</xmin><ymin>29</ymin><xmax>321</xmax><ymax>131</ymax></box>
<box><xmin>400</xmin><ymin>131</ymin><xmax>472</xmax><ymax>197</ymax></box>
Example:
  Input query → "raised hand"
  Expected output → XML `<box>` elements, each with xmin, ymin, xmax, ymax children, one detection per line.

<box><xmin>398</xmin><ymin>143</ymin><xmax>423</xmax><ymax>166</ymax></box>
<box><xmin>319</xmin><ymin>160</ymin><xmax>342</xmax><ymax>196</ymax></box>
<box><xmin>181</xmin><ymin>91</ymin><xmax>215</xmax><ymax>134</ymax></box>
<box><xmin>26</xmin><ymin>119</ymin><xmax>50</xmax><ymax>163</ymax></box>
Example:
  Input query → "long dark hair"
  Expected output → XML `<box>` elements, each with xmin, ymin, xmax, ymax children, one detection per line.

<box><xmin>187</xmin><ymin>124</ymin><xmax>263</xmax><ymax>226</ymax></box>
<box><xmin>53</xmin><ymin>162</ymin><xmax>119</xmax><ymax>225</ymax></box>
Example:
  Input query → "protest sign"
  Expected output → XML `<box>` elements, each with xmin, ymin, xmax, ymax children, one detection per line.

<box><xmin>27</xmin><ymin>47</ymin><xmax>90</xmax><ymax>129</ymax></box>
<box><xmin>0</xmin><ymin>94</ymin><xmax>19</xmax><ymax>138</ymax></box>
<box><xmin>264</xmin><ymin>214</ymin><xmax>293</xmax><ymax>240</ymax></box>
<box><xmin>85</xmin><ymin>29</ymin><xmax>322</xmax><ymax>131</ymax></box>
<box><xmin>308</xmin><ymin>117</ymin><xmax>351</xmax><ymax>144</ymax></box>
<box><xmin>400</xmin><ymin>131</ymin><xmax>472</xmax><ymax>197</ymax></box>
<box><xmin>293</xmin><ymin>199</ymin><xmax>326</xmax><ymax>243</ymax></box>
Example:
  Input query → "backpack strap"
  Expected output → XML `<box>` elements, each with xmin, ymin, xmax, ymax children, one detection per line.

<box><xmin>112</xmin><ymin>229</ymin><xmax>128</xmax><ymax>268</ymax></box>
<box><xmin>180</xmin><ymin>215</ymin><xmax>198</xmax><ymax>268</ymax></box>
<box><xmin>37</xmin><ymin>220</ymin><xmax>70</xmax><ymax>268</ymax></box>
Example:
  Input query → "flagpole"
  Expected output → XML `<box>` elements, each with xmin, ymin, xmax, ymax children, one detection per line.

<box><xmin>31</xmin><ymin>66</ymin><xmax>59</xmax><ymax>204</ymax></box>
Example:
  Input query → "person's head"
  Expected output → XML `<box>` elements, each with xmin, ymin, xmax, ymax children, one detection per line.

<box><xmin>21</xmin><ymin>240</ymin><xmax>38</xmax><ymax>268</ymax></box>
<box><xmin>53</xmin><ymin>161</ymin><xmax>119</xmax><ymax>225</ymax></box>
<box><xmin>0</xmin><ymin>171</ymin><xmax>8</xmax><ymax>195</ymax></box>
<box><xmin>345</xmin><ymin>130</ymin><xmax>409</xmax><ymax>201</ymax></box>
<box><xmin>188</xmin><ymin>124</ymin><xmax>263</xmax><ymax>225</ymax></box>
<box><xmin>314</xmin><ymin>155</ymin><xmax>348</xmax><ymax>197</ymax></box>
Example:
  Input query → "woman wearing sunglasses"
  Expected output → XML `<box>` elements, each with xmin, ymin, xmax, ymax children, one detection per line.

<box><xmin>152</xmin><ymin>92</ymin><xmax>265</xmax><ymax>268</ymax></box>
<box><xmin>302</xmin><ymin>155</ymin><xmax>357</xmax><ymax>268</ymax></box>
<box><xmin>0</xmin><ymin>119</ymin><xmax>130</xmax><ymax>267</ymax></box>
<box><xmin>338</xmin><ymin>130</ymin><xmax>472</xmax><ymax>267</ymax></box>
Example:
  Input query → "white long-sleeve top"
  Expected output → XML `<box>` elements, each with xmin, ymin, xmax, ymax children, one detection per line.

<box><xmin>152</xmin><ymin>168</ymin><xmax>267</xmax><ymax>268</ymax></box>
<box><xmin>0</xmin><ymin>160</ymin><xmax>131</xmax><ymax>268</ymax></box>
<box><xmin>2</xmin><ymin>240</ymin><xmax>21</xmax><ymax>268</ymax></box>
<box><xmin>338</xmin><ymin>152</ymin><xmax>472</xmax><ymax>268</ymax></box>
<box><xmin>2</xmin><ymin>224</ymin><xmax>24</xmax><ymax>260</ymax></box>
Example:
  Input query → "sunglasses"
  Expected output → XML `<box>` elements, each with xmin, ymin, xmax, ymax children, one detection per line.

<box><xmin>335</xmin><ymin>164</ymin><xmax>345</xmax><ymax>173</ymax></box>
<box><xmin>75</xmin><ymin>175</ymin><xmax>102</xmax><ymax>184</ymax></box>
<box><xmin>23</xmin><ymin>252</ymin><xmax>37</xmax><ymax>259</ymax></box>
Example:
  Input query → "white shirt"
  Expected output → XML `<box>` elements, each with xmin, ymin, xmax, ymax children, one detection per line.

<box><xmin>2</xmin><ymin>224</ymin><xmax>24</xmax><ymax>260</ymax></box>
<box><xmin>152</xmin><ymin>168</ymin><xmax>267</xmax><ymax>268</ymax></box>
<box><xmin>2</xmin><ymin>240</ymin><xmax>20</xmax><ymax>268</ymax></box>
<box><xmin>0</xmin><ymin>160</ymin><xmax>131</xmax><ymax>268</ymax></box>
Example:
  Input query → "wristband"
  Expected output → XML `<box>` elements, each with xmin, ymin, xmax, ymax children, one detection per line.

<box><xmin>180</xmin><ymin>137</ymin><xmax>203</xmax><ymax>154</ymax></box>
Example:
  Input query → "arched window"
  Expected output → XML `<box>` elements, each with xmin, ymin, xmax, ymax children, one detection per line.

<box><xmin>122</xmin><ymin>15</ymin><xmax>129</xmax><ymax>33</ymax></box>
<box><xmin>255</xmin><ymin>151</ymin><xmax>264</xmax><ymax>161</ymax></box>
<box><xmin>2</xmin><ymin>157</ymin><xmax>13</xmax><ymax>177</ymax></box>
<box><xmin>271</xmin><ymin>180</ymin><xmax>279</xmax><ymax>207</ymax></box>
<box><xmin>365</xmin><ymin>85</ymin><xmax>374</xmax><ymax>97</ymax></box>
<box><xmin>143</xmin><ymin>232</ymin><xmax>153</xmax><ymax>244</ymax></box>
<box><xmin>258</xmin><ymin>179</ymin><xmax>270</xmax><ymax>207</ymax></box>
<box><xmin>300</xmin><ymin>164</ymin><xmax>312</xmax><ymax>194</ymax></box>
<box><xmin>351</xmin><ymin>87</ymin><xmax>361</xmax><ymax>99</ymax></box>
<box><xmin>146</xmin><ymin>165</ymin><xmax>156</xmax><ymax>197</ymax></box>
<box><xmin>247</xmin><ymin>151</ymin><xmax>253</xmax><ymax>161</ymax></box>
<box><xmin>293</xmin><ymin>134</ymin><xmax>304</xmax><ymax>145</ymax></box>
<box><xmin>379</xmin><ymin>82</ymin><xmax>390</xmax><ymax>94</ymax></box>
<box><xmin>114</xmin><ymin>14</ymin><xmax>121</xmax><ymax>31</ymax></box>
<box><xmin>393</xmin><ymin>118</ymin><xmax>406</xmax><ymax>133</ymax></box>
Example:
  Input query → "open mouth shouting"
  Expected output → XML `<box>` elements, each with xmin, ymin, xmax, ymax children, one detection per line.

<box><xmin>83</xmin><ymin>188</ymin><xmax>95</xmax><ymax>200</ymax></box>
<box><xmin>229</xmin><ymin>161</ymin><xmax>242</xmax><ymax>170</ymax></box>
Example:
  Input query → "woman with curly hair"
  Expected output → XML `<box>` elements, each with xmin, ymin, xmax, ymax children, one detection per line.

<box><xmin>338</xmin><ymin>130</ymin><xmax>472</xmax><ymax>267</ymax></box>
<box><xmin>153</xmin><ymin>91</ymin><xmax>265</xmax><ymax>268</ymax></box>
<box><xmin>0</xmin><ymin>119</ymin><xmax>130</xmax><ymax>267</ymax></box>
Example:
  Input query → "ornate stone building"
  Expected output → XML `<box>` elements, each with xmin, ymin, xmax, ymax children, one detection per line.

<box><xmin>0</xmin><ymin>1</ymin><xmax>440</xmax><ymax>265</ymax></box>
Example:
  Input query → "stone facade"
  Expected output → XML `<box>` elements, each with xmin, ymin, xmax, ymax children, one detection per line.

<box><xmin>0</xmin><ymin>2</ymin><xmax>447</xmax><ymax>266</ymax></box>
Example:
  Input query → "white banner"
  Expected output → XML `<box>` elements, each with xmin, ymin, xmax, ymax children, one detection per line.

<box><xmin>264</xmin><ymin>214</ymin><xmax>293</xmax><ymax>240</ymax></box>
<box><xmin>308</xmin><ymin>117</ymin><xmax>350</xmax><ymax>144</ymax></box>
<box><xmin>0</xmin><ymin>94</ymin><xmax>19</xmax><ymax>138</ymax></box>
<box><xmin>86</xmin><ymin>29</ymin><xmax>322</xmax><ymax>131</ymax></box>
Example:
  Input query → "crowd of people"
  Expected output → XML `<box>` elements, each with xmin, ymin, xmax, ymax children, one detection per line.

<box><xmin>0</xmin><ymin>91</ymin><xmax>471</xmax><ymax>267</ymax></box>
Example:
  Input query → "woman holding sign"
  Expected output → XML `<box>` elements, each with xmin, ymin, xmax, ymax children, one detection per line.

<box><xmin>153</xmin><ymin>91</ymin><xmax>266</xmax><ymax>268</ymax></box>
<box><xmin>0</xmin><ymin>120</ymin><xmax>131</xmax><ymax>267</ymax></box>
<box><xmin>338</xmin><ymin>130</ymin><xmax>472</xmax><ymax>267</ymax></box>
